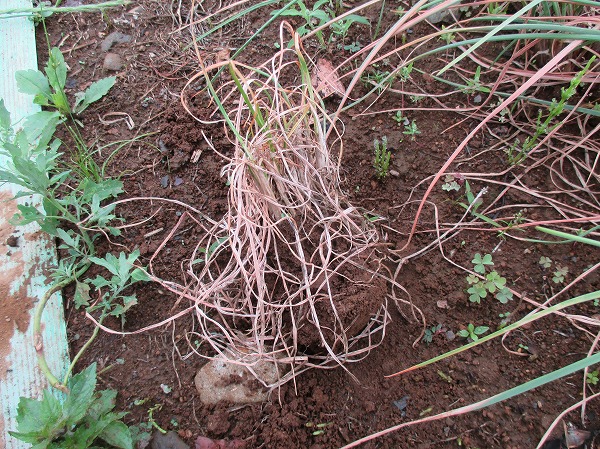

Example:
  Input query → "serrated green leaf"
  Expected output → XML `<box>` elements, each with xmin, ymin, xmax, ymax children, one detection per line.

<box><xmin>64</xmin><ymin>364</ymin><xmax>97</xmax><ymax>426</ymax></box>
<box><xmin>12</xmin><ymin>390</ymin><xmax>63</xmax><ymax>436</ymax></box>
<box><xmin>0</xmin><ymin>98</ymin><xmax>10</xmax><ymax>131</ymax></box>
<box><xmin>131</xmin><ymin>267</ymin><xmax>150</xmax><ymax>282</ymax></box>
<box><xmin>75</xmin><ymin>77</ymin><xmax>116</xmax><ymax>114</ymax></box>
<box><xmin>23</xmin><ymin>111</ymin><xmax>62</xmax><ymax>150</ymax></box>
<box><xmin>11</xmin><ymin>204</ymin><xmax>44</xmax><ymax>226</ymax></box>
<box><xmin>118</xmin><ymin>295</ymin><xmax>138</xmax><ymax>314</ymax></box>
<box><xmin>90</xmin><ymin>254</ymin><xmax>120</xmax><ymax>276</ymax></box>
<box><xmin>88</xmin><ymin>390</ymin><xmax>117</xmax><ymax>419</ymax></box>
<box><xmin>45</xmin><ymin>48</ymin><xmax>67</xmax><ymax>92</ymax></box>
<box><xmin>74</xmin><ymin>281</ymin><xmax>91</xmax><ymax>308</ymax></box>
<box><xmin>56</xmin><ymin>228</ymin><xmax>78</xmax><ymax>248</ymax></box>
<box><xmin>89</xmin><ymin>274</ymin><xmax>111</xmax><ymax>289</ymax></box>
<box><xmin>16</xmin><ymin>70</ymin><xmax>52</xmax><ymax>100</ymax></box>
<box><xmin>100</xmin><ymin>421</ymin><xmax>133</xmax><ymax>449</ymax></box>
<box><xmin>80</xmin><ymin>178</ymin><xmax>124</xmax><ymax>203</ymax></box>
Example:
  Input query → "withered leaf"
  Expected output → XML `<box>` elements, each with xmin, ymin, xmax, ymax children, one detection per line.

<box><xmin>311</xmin><ymin>59</ymin><xmax>345</xmax><ymax>98</ymax></box>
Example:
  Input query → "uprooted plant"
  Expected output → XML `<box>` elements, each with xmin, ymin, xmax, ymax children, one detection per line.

<box><xmin>150</xmin><ymin>23</ymin><xmax>417</xmax><ymax>386</ymax></box>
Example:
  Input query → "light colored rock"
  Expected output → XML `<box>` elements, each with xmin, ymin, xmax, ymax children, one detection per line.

<box><xmin>103</xmin><ymin>53</ymin><xmax>124</xmax><ymax>71</ymax></box>
<box><xmin>194</xmin><ymin>353</ymin><xmax>280</xmax><ymax>405</ymax></box>
<box><xmin>428</xmin><ymin>9</ymin><xmax>452</xmax><ymax>24</ymax></box>
<box><xmin>150</xmin><ymin>431</ymin><xmax>190</xmax><ymax>449</ymax></box>
<box><xmin>101</xmin><ymin>31</ymin><xmax>132</xmax><ymax>52</ymax></box>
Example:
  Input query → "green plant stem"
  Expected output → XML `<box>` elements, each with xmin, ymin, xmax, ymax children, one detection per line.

<box><xmin>0</xmin><ymin>0</ymin><xmax>129</xmax><ymax>17</ymax></box>
<box><xmin>420</xmin><ymin>69</ymin><xmax>600</xmax><ymax>118</ymax></box>
<box><xmin>34</xmin><ymin>263</ymin><xmax>90</xmax><ymax>393</ymax></box>
<box><xmin>536</xmin><ymin>226</ymin><xmax>600</xmax><ymax>248</ymax></box>
<box><xmin>63</xmin><ymin>313</ymin><xmax>105</xmax><ymax>385</ymax></box>
<box><xmin>387</xmin><ymin>289</ymin><xmax>600</xmax><ymax>377</ymax></box>
<box><xmin>372</xmin><ymin>0</ymin><xmax>385</xmax><ymax>40</ymax></box>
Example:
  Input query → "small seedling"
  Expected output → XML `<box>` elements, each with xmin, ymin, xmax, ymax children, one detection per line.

<box><xmin>587</xmin><ymin>370</ymin><xmax>599</xmax><ymax>386</ymax></box>
<box><xmin>487</xmin><ymin>1</ymin><xmax>507</xmax><ymax>14</ymax></box>
<box><xmin>437</xmin><ymin>370</ymin><xmax>453</xmax><ymax>383</ymax></box>
<box><xmin>466</xmin><ymin>253</ymin><xmax>513</xmax><ymax>304</ymax></box>
<box><xmin>409</xmin><ymin>94</ymin><xmax>423</xmax><ymax>103</ymax></box>
<box><xmin>466</xmin><ymin>279</ymin><xmax>487</xmax><ymax>304</ymax></box>
<box><xmin>272</xmin><ymin>0</ymin><xmax>331</xmax><ymax>46</ymax></box>
<box><xmin>458</xmin><ymin>323</ymin><xmax>489</xmax><ymax>341</ymax></box>
<box><xmin>497</xmin><ymin>210</ymin><xmax>525</xmax><ymax>239</ymax></box>
<box><xmin>85</xmin><ymin>250</ymin><xmax>150</xmax><ymax>322</ymax></box>
<box><xmin>509</xmin><ymin>57</ymin><xmax>596</xmax><ymax>165</ymax></box>
<box><xmin>340</xmin><ymin>41</ymin><xmax>362</xmax><ymax>53</ymax></box>
<box><xmin>552</xmin><ymin>265</ymin><xmax>568</xmax><ymax>284</ymax></box>
<box><xmin>498</xmin><ymin>312</ymin><xmax>511</xmax><ymax>329</ymax></box>
<box><xmin>442</xmin><ymin>174</ymin><xmax>461</xmax><ymax>192</ymax></box>
<box><xmin>462</xmin><ymin>66</ymin><xmax>489</xmax><ymax>95</ymax></box>
<box><xmin>16</xmin><ymin>46</ymin><xmax>115</xmax><ymax>119</ymax></box>
<box><xmin>403</xmin><ymin>120</ymin><xmax>421</xmax><ymax>140</ymax></box>
<box><xmin>330</xmin><ymin>15</ymin><xmax>370</xmax><ymax>41</ymax></box>
<box><xmin>392</xmin><ymin>111</ymin><xmax>408</xmax><ymax>126</ymax></box>
<box><xmin>472</xmin><ymin>253</ymin><xmax>493</xmax><ymax>274</ymax></box>
<box><xmin>305</xmin><ymin>421</ymin><xmax>332</xmax><ymax>436</ymax></box>
<box><xmin>373</xmin><ymin>136</ymin><xmax>391</xmax><ymax>180</ymax></box>
<box><xmin>422</xmin><ymin>324</ymin><xmax>443</xmax><ymax>345</ymax></box>
<box><xmin>398</xmin><ymin>62</ymin><xmax>414</xmax><ymax>83</ymax></box>
<box><xmin>539</xmin><ymin>256</ymin><xmax>552</xmax><ymax>269</ymax></box>
<box><xmin>362</xmin><ymin>70</ymin><xmax>394</xmax><ymax>94</ymax></box>
<box><xmin>148</xmin><ymin>404</ymin><xmax>167</xmax><ymax>434</ymax></box>
<box><xmin>439</xmin><ymin>25</ymin><xmax>456</xmax><ymax>44</ymax></box>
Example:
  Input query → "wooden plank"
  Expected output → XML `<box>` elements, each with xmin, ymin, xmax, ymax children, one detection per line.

<box><xmin>0</xmin><ymin>2</ymin><xmax>70</xmax><ymax>448</ymax></box>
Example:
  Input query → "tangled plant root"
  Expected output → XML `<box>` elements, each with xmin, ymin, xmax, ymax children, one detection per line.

<box><xmin>158</xmin><ymin>26</ymin><xmax>410</xmax><ymax>386</ymax></box>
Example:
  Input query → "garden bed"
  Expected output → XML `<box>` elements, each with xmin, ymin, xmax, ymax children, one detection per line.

<box><xmin>9</xmin><ymin>0</ymin><xmax>600</xmax><ymax>448</ymax></box>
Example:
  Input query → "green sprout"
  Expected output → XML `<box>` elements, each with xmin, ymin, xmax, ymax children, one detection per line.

<box><xmin>403</xmin><ymin>120</ymin><xmax>421</xmax><ymax>140</ymax></box>
<box><xmin>373</xmin><ymin>136</ymin><xmax>391</xmax><ymax>180</ymax></box>
<box><xmin>458</xmin><ymin>323</ymin><xmax>489</xmax><ymax>342</ymax></box>
<box><xmin>472</xmin><ymin>253</ymin><xmax>494</xmax><ymax>274</ymax></box>
<box><xmin>552</xmin><ymin>265</ymin><xmax>568</xmax><ymax>284</ymax></box>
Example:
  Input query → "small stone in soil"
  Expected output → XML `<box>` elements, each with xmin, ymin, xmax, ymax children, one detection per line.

<box><xmin>101</xmin><ymin>31</ymin><xmax>132</xmax><ymax>52</ymax></box>
<box><xmin>195</xmin><ymin>436</ymin><xmax>246</xmax><ymax>449</ymax></box>
<box><xmin>6</xmin><ymin>235</ymin><xmax>18</xmax><ymax>247</ymax></box>
<box><xmin>150</xmin><ymin>431</ymin><xmax>190</xmax><ymax>449</ymax></box>
<box><xmin>194</xmin><ymin>352</ymin><xmax>280</xmax><ymax>405</ymax></box>
<box><xmin>161</xmin><ymin>175</ymin><xmax>170</xmax><ymax>188</ymax></box>
<box><xmin>428</xmin><ymin>8</ymin><xmax>451</xmax><ymax>24</ymax></box>
<box><xmin>103</xmin><ymin>53</ymin><xmax>124</xmax><ymax>71</ymax></box>
<box><xmin>392</xmin><ymin>395</ymin><xmax>410</xmax><ymax>416</ymax></box>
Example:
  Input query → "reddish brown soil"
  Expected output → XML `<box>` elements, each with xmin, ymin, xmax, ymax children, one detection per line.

<box><xmin>36</xmin><ymin>2</ymin><xmax>600</xmax><ymax>449</ymax></box>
